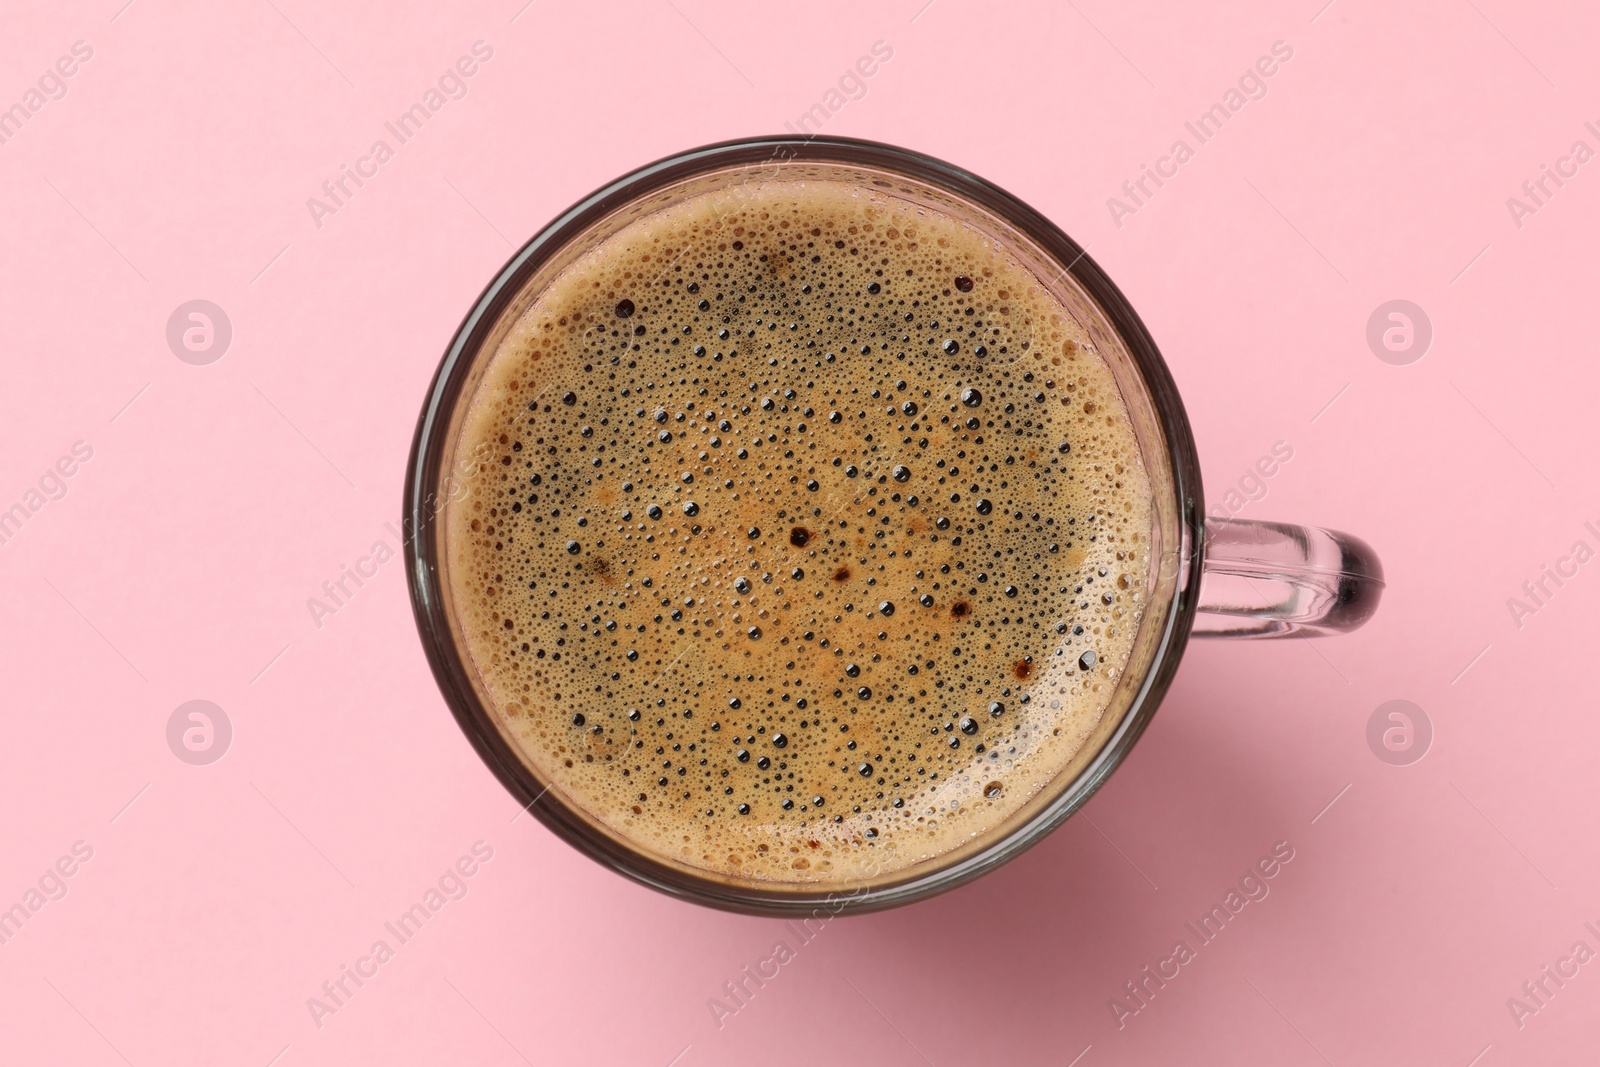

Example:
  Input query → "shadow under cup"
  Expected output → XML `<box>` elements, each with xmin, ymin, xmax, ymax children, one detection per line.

<box><xmin>404</xmin><ymin>136</ymin><xmax>1205</xmax><ymax>915</ymax></box>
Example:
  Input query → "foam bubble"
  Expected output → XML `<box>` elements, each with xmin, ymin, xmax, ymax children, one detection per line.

<box><xmin>446</xmin><ymin>179</ymin><xmax>1152</xmax><ymax>884</ymax></box>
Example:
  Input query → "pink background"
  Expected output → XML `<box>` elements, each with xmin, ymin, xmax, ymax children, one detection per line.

<box><xmin>3</xmin><ymin>0</ymin><xmax>1597</xmax><ymax>1063</ymax></box>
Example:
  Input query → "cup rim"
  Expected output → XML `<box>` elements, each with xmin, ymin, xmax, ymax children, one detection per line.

<box><xmin>403</xmin><ymin>134</ymin><xmax>1206</xmax><ymax>915</ymax></box>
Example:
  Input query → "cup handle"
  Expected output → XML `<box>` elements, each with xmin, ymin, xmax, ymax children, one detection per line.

<box><xmin>1191</xmin><ymin>518</ymin><xmax>1384</xmax><ymax>638</ymax></box>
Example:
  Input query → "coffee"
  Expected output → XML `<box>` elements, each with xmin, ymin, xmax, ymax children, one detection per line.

<box><xmin>445</xmin><ymin>178</ymin><xmax>1152</xmax><ymax>884</ymax></box>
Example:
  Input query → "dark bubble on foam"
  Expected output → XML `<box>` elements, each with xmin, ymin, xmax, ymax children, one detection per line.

<box><xmin>450</xmin><ymin>180</ymin><xmax>1150</xmax><ymax>882</ymax></box>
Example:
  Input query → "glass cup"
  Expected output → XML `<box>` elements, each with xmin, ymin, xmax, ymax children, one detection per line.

<box><xmin>403</xmin><ymin>136</ymin><xmax>1383</xmax><ymax>914</ymax></box>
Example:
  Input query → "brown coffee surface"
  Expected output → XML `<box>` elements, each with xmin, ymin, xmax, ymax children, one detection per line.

<box><xmin>446</xmin><ymin>178</ymin><xmax>1152</xmax><ymax>884</ymax></box>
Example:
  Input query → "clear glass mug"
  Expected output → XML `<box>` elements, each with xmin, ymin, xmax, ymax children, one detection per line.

<box><xmin>403</xmin><ymin>136</ymin><xmax>1383</xmax><ymax>914</ymax></box>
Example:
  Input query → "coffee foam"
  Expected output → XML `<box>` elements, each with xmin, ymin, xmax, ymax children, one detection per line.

<box><xmin>446</xmin><ymin>178</ymin><xmax>1152</xmax><ymax>885</ymax></box>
